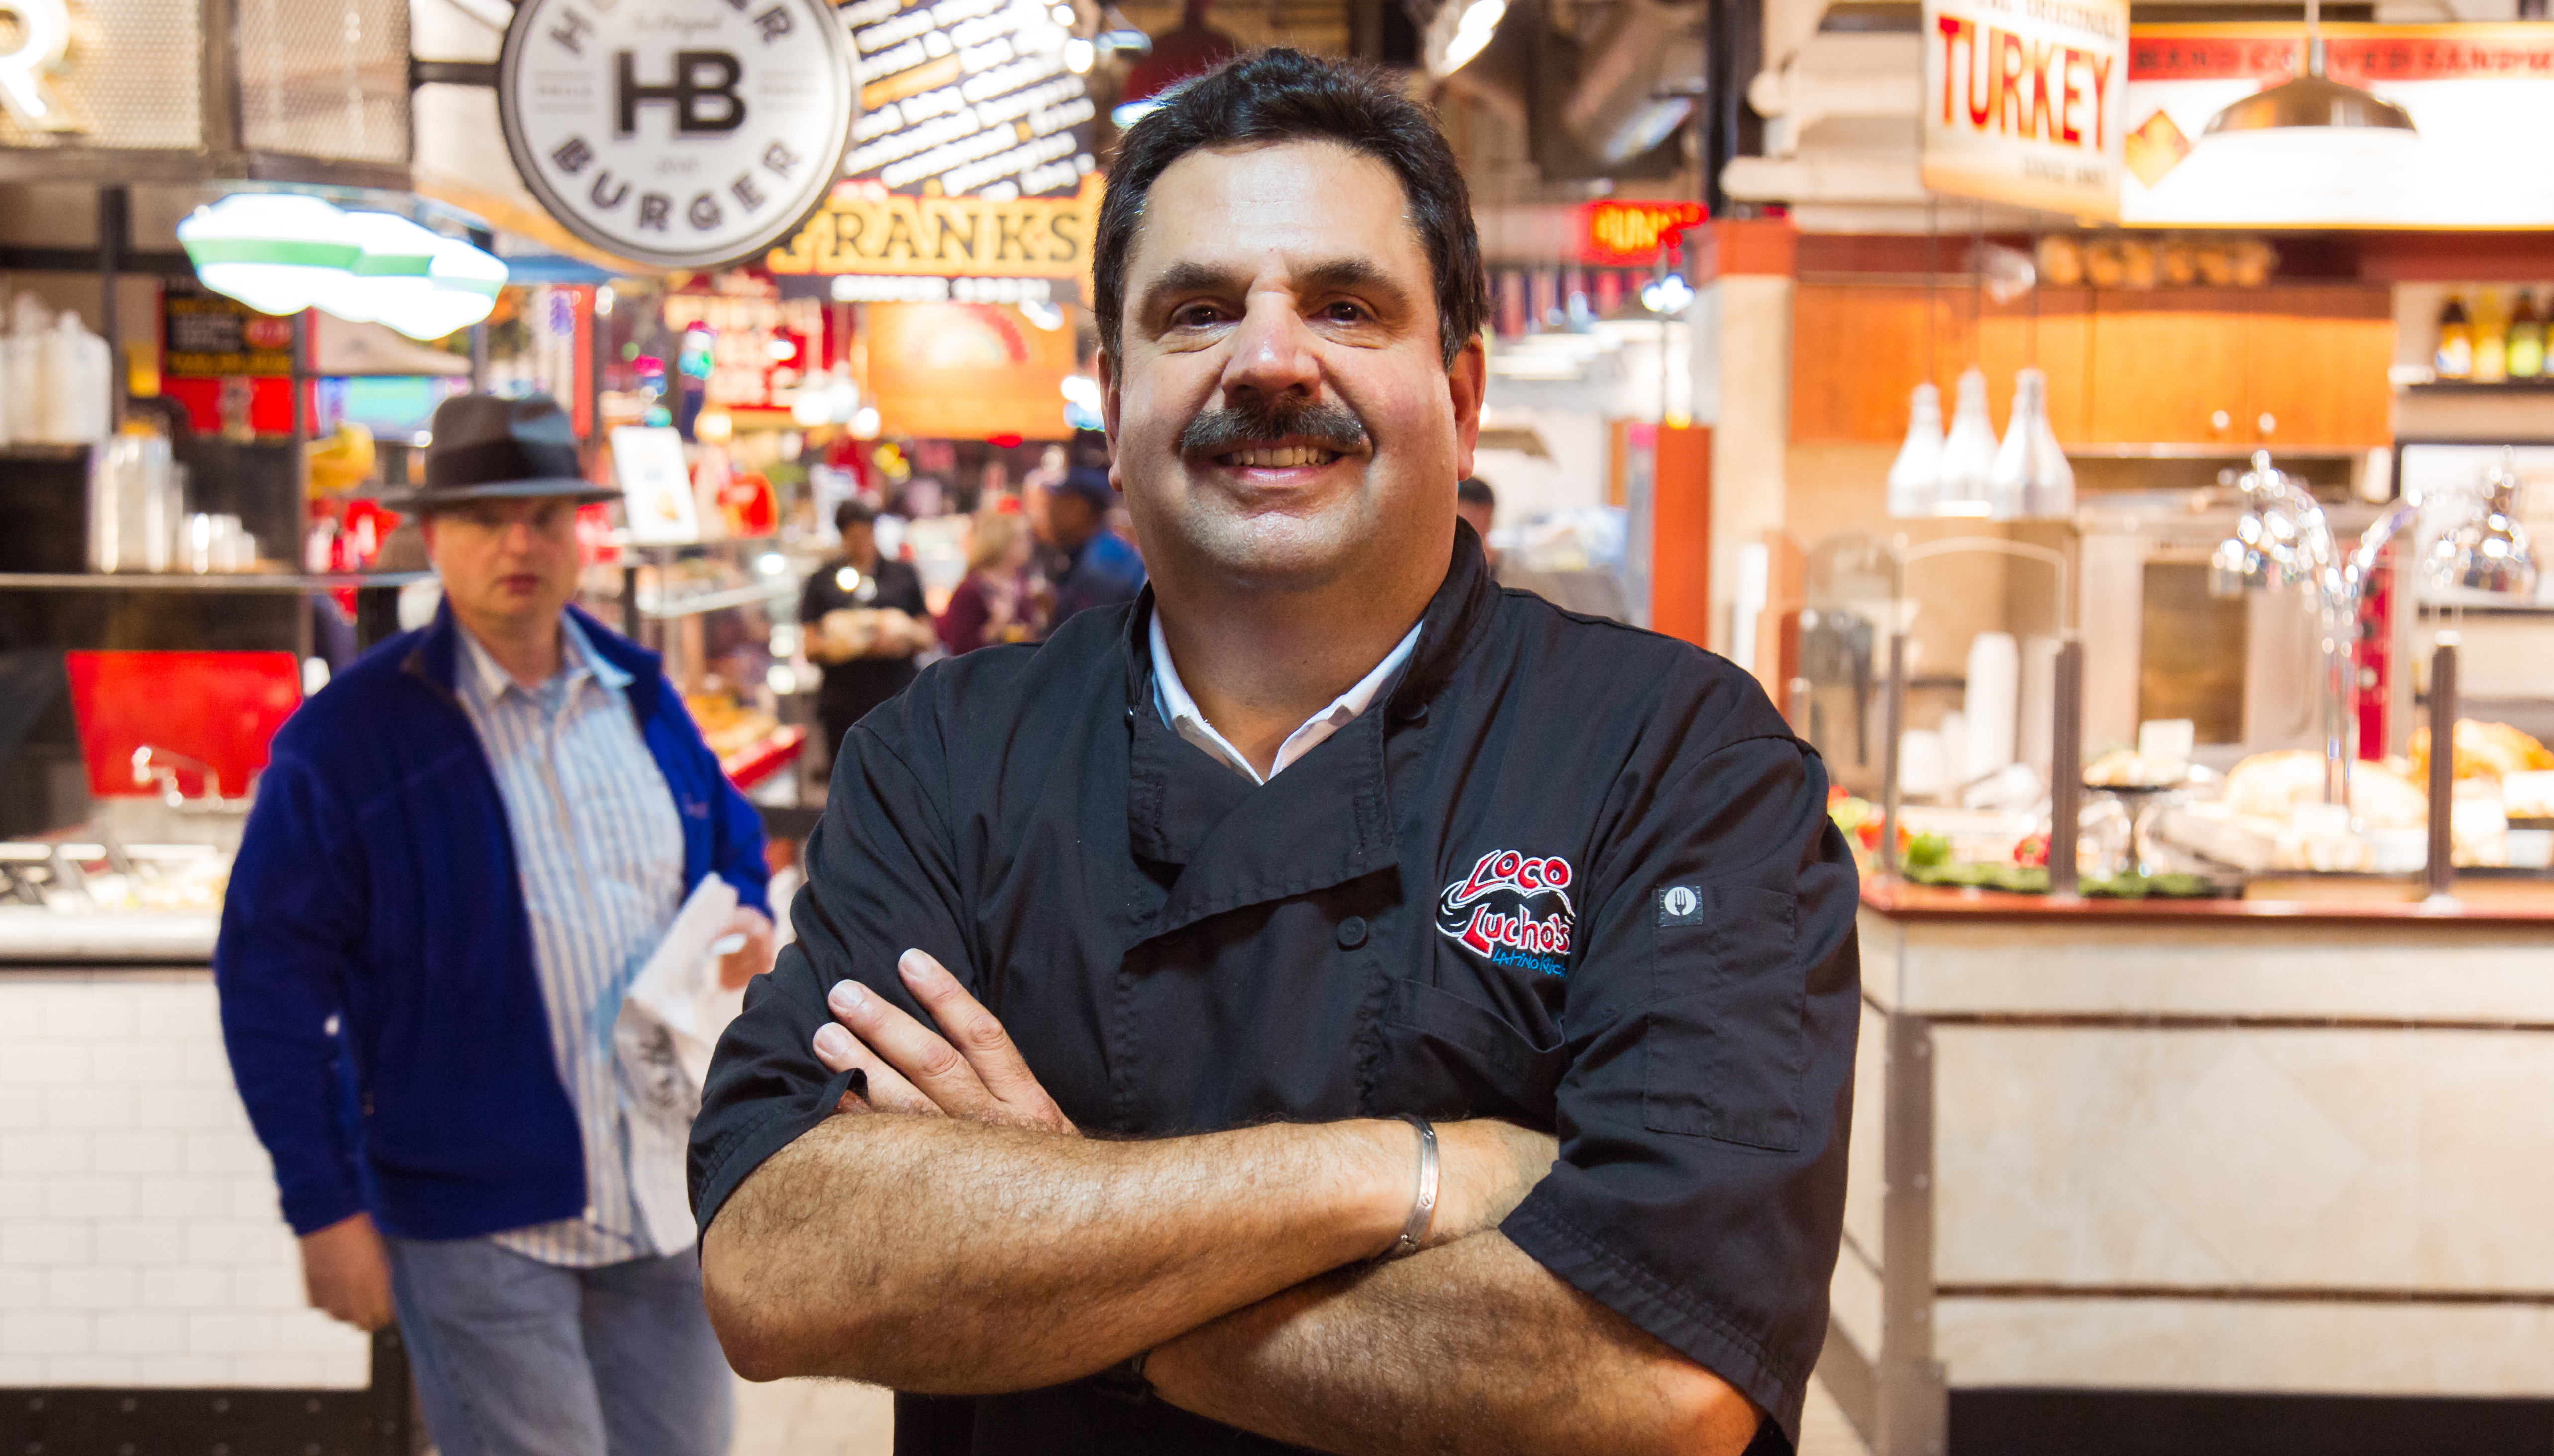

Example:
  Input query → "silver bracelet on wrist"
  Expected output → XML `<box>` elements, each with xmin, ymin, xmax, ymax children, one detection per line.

<box><xmin>1389</xmin><ymin>1113</ymin><xmax>1439</xmax><ymax>1259</ymax></box>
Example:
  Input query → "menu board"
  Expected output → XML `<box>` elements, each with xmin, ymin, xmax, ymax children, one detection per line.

<box><xmin>163</xmin><ymin>286</ymin><xmax>295</xmax><ymax>378</ymax></box>
<box><xmin>612</xmin><ymin>426</ymin><xmax>701</xmax><ymax>545</ymax></box>
<box><xmin>1921</xmin><ymin>0</ymin><xmax>2131</xmax><ymax>220</ymax></box>
<box><xmin>766</xmin><ymin>0</ymin><xmax>1101</xmax><ymax>281</ymax></box>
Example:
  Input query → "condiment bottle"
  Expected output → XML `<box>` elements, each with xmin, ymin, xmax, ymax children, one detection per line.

<box><xmin>2473</xmin><ymin>289</ymin><xmax>2508</xmax><ymax>383</ymax></box>
<box><xmin>2436</xmin><ymin>293</ymin><xmax>2473</xmax><ymax>380</ymax></box>
<box><xmin>2508</xmin><ymin>290</ymin><xmax>2545</xmax><ymax>381</ymax></box>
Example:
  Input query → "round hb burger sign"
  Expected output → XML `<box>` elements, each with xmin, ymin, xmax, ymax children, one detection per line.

<box><xmin>498</xmin><ymin>0</ymin><xmax>855</xmax><ymax>270</ymax></box>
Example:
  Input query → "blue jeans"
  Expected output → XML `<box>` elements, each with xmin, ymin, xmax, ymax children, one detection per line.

<box><xmin>384</xmin><ymin>1236</ymin><xmax>733</xmax><ymax>1456</ymax></box>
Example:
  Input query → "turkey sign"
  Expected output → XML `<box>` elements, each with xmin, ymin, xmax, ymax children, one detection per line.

<box><xmin>1922</xmin><ymin>0</ymin><xmax>2129</xmax><ymax>220</ymax></box>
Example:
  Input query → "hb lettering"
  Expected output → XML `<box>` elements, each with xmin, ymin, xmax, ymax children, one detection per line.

<box><xmin>616</xmin><ymin>49</ymin><xmax>746</xmax><ymax>136</ymax></box>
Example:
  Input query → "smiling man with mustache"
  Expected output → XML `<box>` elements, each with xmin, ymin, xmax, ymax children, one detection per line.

<box><xmin>692</xmin><ymin>50</ymin><xmax>1860</xmax><ymax>1456</ymax></box>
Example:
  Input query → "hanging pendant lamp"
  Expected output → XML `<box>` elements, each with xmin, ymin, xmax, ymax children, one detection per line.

<box><xmin>2204</xmin><ymin>0</ymin><xmax>2414</xmax><ymax>144</ymax></box>
<box><xmin>1989</xmin><ymin>368</ymin><xmax>2074</xmax><ymax>521</ymax></box>
<box><xmin>1935</xmin><ymin>366</ymin><xmax>1998</xmax><ymax>517</ymax></box>
<box><xmin>1887</xmin><ymin>383</ymin><xmax>1944</xmax><ymax>520</ymax></box>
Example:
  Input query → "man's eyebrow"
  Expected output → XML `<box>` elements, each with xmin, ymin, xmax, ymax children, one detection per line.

<box><xmin>1137</xmin><ymin>262</ymin><xmax>1245</xmax><ymax>317</ymax></box>
<box><xmin>1135</xmin><ymin>258</ymin><xmax>1415</xmax><ymax>318</ymax></box>
<box><xmin>1294</xmin><ymin>258</ymin><xmax>1409</xmax><ymax>305</ymax></box>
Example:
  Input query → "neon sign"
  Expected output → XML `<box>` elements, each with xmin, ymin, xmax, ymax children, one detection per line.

<box><xmin>1584</xmin><ymin>201</ymin><xmax>1708</xmax><ymax>260</ymax></box>
<box><xmin>0</xmin><ymin>0</ymin><xmax>80</xmax><ymax>132</ymax></box>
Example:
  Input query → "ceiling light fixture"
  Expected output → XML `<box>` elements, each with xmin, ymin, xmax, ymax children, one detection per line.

<box><xmin>178</xmin><ymin>194</ymin><xmax>507</xmax><ymax>339</ymax></box>
<box><xmin>2203</xmin><ymin>0</ymin><xmax>2415</xmax><ymax>147</ymax></box>
<box><xmin>1426</xmin><ymin>0</ymin><xmax>1507</xmax><ymax>75</ymax></box>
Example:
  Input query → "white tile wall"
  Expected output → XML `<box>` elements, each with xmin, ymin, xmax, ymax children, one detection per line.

<box><xmin>0</xmin><ymin>973</ymin><xmax>369</xmax><ymax>1389</ymax></box>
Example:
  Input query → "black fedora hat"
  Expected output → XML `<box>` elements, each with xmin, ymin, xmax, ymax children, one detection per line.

<box><xmin>378</xmin><ymin>394</ymin><xmax>620</xmax><ymax>509</ymax></box>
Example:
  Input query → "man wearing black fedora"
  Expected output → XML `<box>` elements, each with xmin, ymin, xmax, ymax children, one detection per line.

<box><xmin>216</xmin><ymin>394</ymin><xmax>776</xmax><ymax>1456</ymax></box>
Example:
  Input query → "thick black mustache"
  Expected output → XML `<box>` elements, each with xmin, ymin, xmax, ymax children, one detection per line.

<box><xmin>1177</xmin><ymin>396</ymin><xmax>1369</xmax><ymax>459</ymax></box>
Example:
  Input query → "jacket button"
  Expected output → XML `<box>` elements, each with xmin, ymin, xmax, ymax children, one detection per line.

<box><xmin>1400</xmin><ymin>701</ymin><xmax>1429</xmax><ymax>724</ymax></box>
<box><xmin>1336</xmin><ymin>916</ymin><xmax>1368</xmax><ymax>949</ymax></box>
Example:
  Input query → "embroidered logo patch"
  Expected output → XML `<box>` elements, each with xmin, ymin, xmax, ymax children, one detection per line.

<box><xmin>1658</xmin><ymin>884</ymin><xmax>1705</xmax><ymax>924</ymax></box>
<box><xmin>1437</xmin><ymin>849</ymin><xmax>1576</xmax><ymax>977</ymax></box>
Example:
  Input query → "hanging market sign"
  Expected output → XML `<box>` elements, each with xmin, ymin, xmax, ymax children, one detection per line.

<box><xmin>764</xmin><ymin>0</ymin><xmax>1101</xmax><ymax>280</ymax></box>
<box><xmin>767</xmin><ymin>176</ymin><xmax>1099</xmax><ymax>280</ymax></box>
<box><xmin>1921</xmin><ymin>0</ymin><xmax>2130</xmax><ymax>220</ymax></box>
<box><xmin>2119</xmin><ymin>24</ymin><xmax>2554</xmax><ymax>228</ymax></box>
<box><xmin>496</xmin><ymin>0</ymin><xmax>857</xmax><ymax>270</ymax></box>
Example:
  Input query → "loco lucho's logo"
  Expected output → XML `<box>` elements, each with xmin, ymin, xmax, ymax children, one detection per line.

<box><xmin>1437</xmin><ymin>849</ymin><xmax>1576</xmax><ymax>977</ymax></box>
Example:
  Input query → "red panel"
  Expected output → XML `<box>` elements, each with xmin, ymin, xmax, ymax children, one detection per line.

<box><xmin>720</xmin><ymin>725</ymin><xmax>807</xmax><ymax>791</ymax></box>
<box><xmin>64</xmin><ymin>651</ymin><xmax>303</xmax><ymax>800</ymax></box>
<box><xmin>158</xmin><ymin>376</ymin><xmax>297</xmax><ymax>436</ymax></box>
<box><xmin>1650</xmin><ymin>425</ymin><xmax>1713</xmax><ymax>649</ymax></box>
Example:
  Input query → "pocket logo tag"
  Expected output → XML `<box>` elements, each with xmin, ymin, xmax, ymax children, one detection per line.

<box><xmin>1438</xmin><ymin>849</ymin><xmax>1575</xmax><ymax>977</ymax></box>
<box><xmin>1658</xmin><ymin>884</ymin><xmax>1707</xmax><ymax>925</ymax></box>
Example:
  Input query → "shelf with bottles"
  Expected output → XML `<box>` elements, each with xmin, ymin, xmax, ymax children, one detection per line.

<box><xmin>2402</xmin><ymin>379</ymin><xmax>2554</xmax><ymax>397</ymax></box>
<box><xmin>2426</xmin><ymin>284</ymin><xmax>2553</xmax><ymax>387</ymax></box>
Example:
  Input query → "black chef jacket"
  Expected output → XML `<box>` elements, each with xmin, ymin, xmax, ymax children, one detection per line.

<box><xmin>694</xmin><ymin>528</ymin><xmax>1860</xmax><ymax>1455</ymax></box>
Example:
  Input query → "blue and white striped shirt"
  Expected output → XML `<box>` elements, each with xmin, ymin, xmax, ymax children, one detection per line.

<box><xmin>454</xmin><ymin>614</ymin><xmax>688</xmax><ymax>1267</ymax></box>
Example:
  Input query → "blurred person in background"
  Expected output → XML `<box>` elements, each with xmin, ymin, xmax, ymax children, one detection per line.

<box><xmin>800</xmin><ymin>499</ymin><xmax>933</xmax><ymax>754</ymax></box>
<box><xmin>1457</xmin><ymin>475</ymin><xmax>1500</xmax><ymax>573</ymax></box>
<box><xmin>936</xmin><ymin>509</ymin><xmax>1042</xmax><ymax>655</ymax></box>
<box><xmin>1034</xmin><ymin>463</ymin><xmax>1148</xmax><ymax>633</ymax></box>
<box><xmin>216</xmin><ymin>394</ymin><xmax>774</xmax><ymax>1456</ymax></box>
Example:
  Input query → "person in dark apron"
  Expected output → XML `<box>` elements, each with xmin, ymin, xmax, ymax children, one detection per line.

<box><xmin>692</xmin><ymin>50</ymin><xmax>1859</xmax><ymax>1456</ymax></box>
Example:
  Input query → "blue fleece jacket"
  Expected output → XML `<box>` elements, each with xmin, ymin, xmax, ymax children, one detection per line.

<box><xmin>214</xmin><ymin>605</ymin><xmax>770</xmax><ymax>1240</ymax></box>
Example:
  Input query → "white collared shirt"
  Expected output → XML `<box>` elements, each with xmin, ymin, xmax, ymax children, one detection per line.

<box><xmin>1149</xmin><ymin>608</ymin><xmax>1423</xmax><ymax>785</ymax></box>
<box><xmin>453</xmin><ymin>615</ymin><xmax>688</xmax><ymax>1265</ymax></box>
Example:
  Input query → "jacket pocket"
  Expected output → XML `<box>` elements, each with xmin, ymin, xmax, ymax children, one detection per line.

<box><xmin>1376</xmin><ymin>976</ymin><xmax>1568</xmax><ymax>1123</ymax></box>
<box><xmin>1642</xmin><ymin>885</ymin><xmax>1805</xmax><ymax>1151</ymax></box>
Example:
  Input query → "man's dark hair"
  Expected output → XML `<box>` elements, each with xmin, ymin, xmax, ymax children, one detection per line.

<box><xmin>835</xmin><ymin>499</ymin><xmax>877</xmax><ymax>535</ymax></box>
<box><xmin>1457</xmin><ymin>477</ymin><xmax>1495</xmax><ymax>509</ymax></box>
<box><xmin>1094</xmin><ymin>49</ymin><xmax>1488</xmax><ymax>370</ymax></box>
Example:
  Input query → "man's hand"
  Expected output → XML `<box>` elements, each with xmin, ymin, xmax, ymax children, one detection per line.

<box><xmin>299</xmin><ymin>1212</ymin><xmax>394</xmax><ymax>1332</ymax></box>
<box><xmin>808</xmin><ymin>949</ymin><xmax>1552</xmax><ymax>1243</ymax></box>
<box><xmin>809</xmin><ymin>949</ymin><xmax>1076</xmax><ymax>1133</ymax></box>
<box><xmin>717</xmin><ymin>907</ymin><xmax>777</xmax><ymax>990</ymax></box>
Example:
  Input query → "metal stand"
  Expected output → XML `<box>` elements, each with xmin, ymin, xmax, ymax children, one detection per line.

<box><xmin>1880</xmin><ymin>631</ymin><xmax>1906</xmax><ymax>877</ymax></box>
<box><xmin>2049</xmin><ymin>637</ymin><xmax>2083</xmax><ymax>899</ymax></box>
<box><xmin>2426</xmin><ymin>634</ymin><xmax>2458</xmax><ymax>902</ymax></box>
<box><xmin>98</xmin><ymin>186</ymin><xmax>128</xmax><ymax>432</ymax></box>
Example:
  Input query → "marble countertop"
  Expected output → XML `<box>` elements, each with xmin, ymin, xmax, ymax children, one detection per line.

<box><xmin>1862</xmin><ymin>878</ymin><xmax>2554</xmax><ymax>925</ymax></box>
<box><xmin>0</xmin><ymin>908</ymin><xmax>219</xmax><ymax>963</ymax></box>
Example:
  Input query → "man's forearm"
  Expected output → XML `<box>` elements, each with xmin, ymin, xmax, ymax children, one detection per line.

<box><xmin>700</xmin><ymin>1110</ymin><xmax>1410</xmax><ymax>1391</ymax></box>
<box><xmin>1144</xmin><ymin>1232</ymin><xmax>1762</xmax><ymax>1456</ymax></box>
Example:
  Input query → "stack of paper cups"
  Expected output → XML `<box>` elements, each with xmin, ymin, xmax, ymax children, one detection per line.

<box><xmin>1963</xmin><ymin>631</ymin><xmax>2020</xmax><ymax>785</ymax></box>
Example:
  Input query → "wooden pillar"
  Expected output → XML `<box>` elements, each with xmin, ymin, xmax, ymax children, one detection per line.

<box><xmin>1650</xmin><ymin>424</ymin><xmax>1713</xmax><ymax>647</ymax></box>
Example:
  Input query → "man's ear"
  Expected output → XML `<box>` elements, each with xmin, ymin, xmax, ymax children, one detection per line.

<box><xmin>1447</xmin><ymin>334</ymin><xmax>1488</xmax><ymax>483</ymax></box>
<box><xmin>418</xmin><ymin>515</ymin><xmax>440</xmax><ymax>567</ymax></box>
<box><xmin>1098</xmin><ymin>349</ymin><xmax>1124</xmax><ymax>497</ymax></box>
